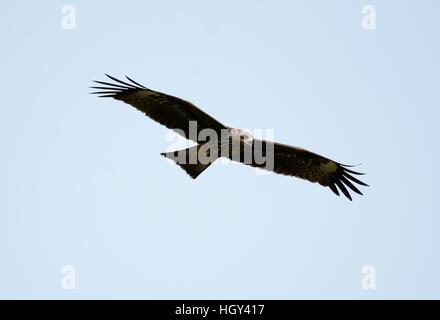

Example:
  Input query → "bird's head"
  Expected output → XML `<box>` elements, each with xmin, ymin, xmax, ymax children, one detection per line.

<box><xmin>229</xmin><ymin>128</ymin><xmax>254</xmax><ymax>146</ymax></box>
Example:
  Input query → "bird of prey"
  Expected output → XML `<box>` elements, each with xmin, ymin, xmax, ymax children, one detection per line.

<box><xmin>90</xmin><ymin>75</ymin><xmax>368</xmax><ymax>200</ymax></box>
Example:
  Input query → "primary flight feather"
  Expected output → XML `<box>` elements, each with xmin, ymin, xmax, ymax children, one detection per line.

<box><xmin>90</xmin><ymin>74</ymin><xmax>368</xmax><ymax>200</ymax></box>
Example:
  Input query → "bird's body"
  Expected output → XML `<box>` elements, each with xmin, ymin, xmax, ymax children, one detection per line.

<box><xmin>91</xmin><ymin>75</ymin><xmax>368</xmax><ymax>200</ymax></box>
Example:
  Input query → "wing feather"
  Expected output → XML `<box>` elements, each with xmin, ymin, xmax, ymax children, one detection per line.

<box><xmin>90</xmin><ymin>75</ymin><xmax>226</xmax><ymax>143</ymax></box>
<box><xmin>249</xmin><ymin>140</ymin><xmax>368</xmax><ymax>200</ymax></box>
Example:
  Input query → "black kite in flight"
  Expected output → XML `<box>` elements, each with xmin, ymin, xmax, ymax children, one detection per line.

<box><xmin>90</xmin><ymin>75</ymin><xmax>368</xmax><ymax>200</ymax></box>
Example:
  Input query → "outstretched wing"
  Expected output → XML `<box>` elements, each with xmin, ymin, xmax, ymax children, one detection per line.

<box><xmin>90</xmin><ymin>74</ymin><xmax>227</xmax><ymax>143</ymax></box>
<box><xmin>251</xmin><ymin>140</ymin><xmax>368</xmax><ymax>200</ymax></box>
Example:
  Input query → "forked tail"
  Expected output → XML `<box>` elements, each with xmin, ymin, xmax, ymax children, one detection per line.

<box><xmin>160</xmin><ymin>142</ymin><xmax>219</xmax><ymax>179</ymax></box>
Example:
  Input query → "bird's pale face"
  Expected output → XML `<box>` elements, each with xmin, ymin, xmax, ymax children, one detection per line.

<box><xmin>229</xmin><ymin>128</ymin><xmax>254</xmax><ymax>146</ymax></box>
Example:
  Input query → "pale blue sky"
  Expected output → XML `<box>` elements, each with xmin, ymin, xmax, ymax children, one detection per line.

<box><xmin>1</xmin><ymin>1</ymin><xmax>439</xmax><ymax>299</ymax></box>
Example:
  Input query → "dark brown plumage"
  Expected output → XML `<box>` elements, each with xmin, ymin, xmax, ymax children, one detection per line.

<box><xmin>90</xmin><ymin>75</ymin><xmax>368</xmax><ymax>200</ymax></box>
<box><xmin>250</xmin><ymin>140</ymin><xmax>368</xmax><ymax>200</ymax></box>
<box><xmin>91</xmin><ymin>74</ymin><xmax>225</xmax><ymax>143</ymax></box>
